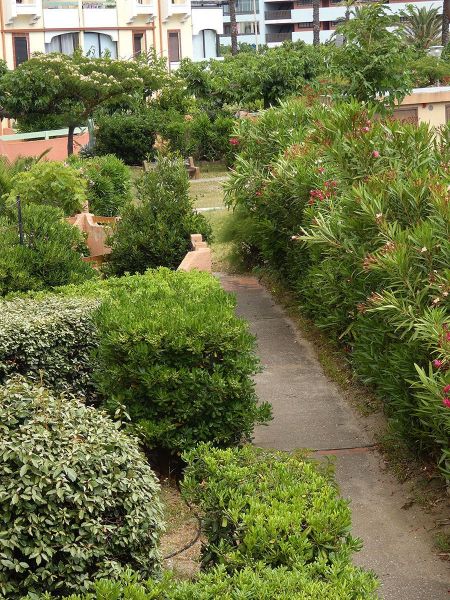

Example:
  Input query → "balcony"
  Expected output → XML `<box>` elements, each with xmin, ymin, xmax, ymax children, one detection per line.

<box><xmin>5</xmin><ymin>0</ymin><xmax>42</xmax><ymax>24</ymax></box>
<box><xmin>43</xmin><ymin>0</ymin><xmax>78</xmax><ymax>6</ymax></box>
<box><xmin>83</xmin><ymin>0</ymin><xmax>117</xmax><ymax>27</ymax></box>
<box><xmin>162</xmin><ymin>0</ymin><xmax>191</xmax><ymax>21</ymax></box>
<box><xmin>265</xmin><ymin>31</ymin><xmax>291</xmax><ymax>42</ymax></box>
<box><xmin>128</xmin><ymin>0</ymin><xmax>155</xmax><ymax>23</ymax></box>
<box><xmin>265</xmin><ymin>9</ymin><xmax>291</xmax><ymax>20</ymax></box>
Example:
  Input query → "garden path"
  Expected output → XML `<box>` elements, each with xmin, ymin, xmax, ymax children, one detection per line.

<box><xmin>219</xmin><ymin>273</ymin><xmax>450</xmax><ymax>600</ymax></box>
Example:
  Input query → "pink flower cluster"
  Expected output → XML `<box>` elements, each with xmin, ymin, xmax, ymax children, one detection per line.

<box><xmin>308</xmin><ymin>180</ymin><xmax>338</xmax><ymax>206</ymax></box>
<box><xmin>229</xmin><ymin>137</ymin><xmax>240</xmax><ymax>147</ymax></box>
<box><xmin>442</xmin><ymin>384</ymin><xmax>450</xmax><ymax>408</ymax></box>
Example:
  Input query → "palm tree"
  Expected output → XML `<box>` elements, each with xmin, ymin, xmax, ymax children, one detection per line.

<box><xmin>399</xmin><ymin>5</ymin><xmax>442</xmax><ymax>50</ymax></box>
<box><xmin>313</xmin><ymin>0</ymin><xmax>320</xmax><ymax>45</ymax></box>
<box><xmin>443</xmin><ymin>0</ymin><xmax>450</xmax><ymax>46</ymax></box>
<box><xmin>229</xmin><ymin>0</ymin><xmax>239</xmax><ymax>55</ymax></box>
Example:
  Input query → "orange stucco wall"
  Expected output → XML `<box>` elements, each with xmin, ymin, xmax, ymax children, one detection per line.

<box><xmin>0</xmin><ymin>132</ymin><xmax>89</xmax><ymax>162</ymax></box>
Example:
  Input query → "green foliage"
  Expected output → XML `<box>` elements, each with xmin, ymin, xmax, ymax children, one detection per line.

<box><xmin>333</xmin><ymin>4</ymin><xmax>413</xmax><ymax>106</ymax></box>
<box><xmin>106</xmin><ymin>153</ymin><xmax>211</xmax><ymax>275</ymax></box>
<box><xmin>0</xmin><ymin>295</ymin><xmax>98</xmax><ymax>398</ymax></box>
<box><xmin>5</xmin><ymin>160</ymin><xmax>86</xmax><ymax>216</ymax></box>
<box><xmin>225</xmin><ymin>98</ymin><xmax>450</xmax><ymax>481</ymax></box>
<box><xmin>0</xmin><ymin>204</ymin><xmax>96</xmax><ymax>296</ymax></box>
<box><xmin>182</xmin><ymin>444</ymin><xmax>362</xmax><ymax>570</ymax></box>
<box><xmin>94</xmin><ymin>269</ymin><xmax>271</xmax><ymax>453</ymax></box>
<box><xmin>177</xmin><ymin>41</ymin><xmax>324</xmax><ymax>110</ymax></box>
<box><xmin>0</xmin><ymin>156</ymin><xmax>39</xmax><ymax>206</ymax></box>
<box><xmin>0</xmin><ymin>378</ymin><xmax>163</xmax><ymax>598</ymax></box>
<box><xmin>1</xmin><ymin>51</ymin><xmax>167</xmax><ymax>153</ymax></box>
<box><xmin>409</xmin><ymin>55</ymin><xmax>450</xmax><ymax>87</ymax></box>
<box><xmin>399</xmin><ymin>5</ymin><xmax>442</xmax><ymax>50</ymax></box>
<box><xmin>94</xmin><ymin>110</ymin><xmax>160</xmax><ymax>165</ymax></box>
<box><xmin>69</xmin><ymin>154</ymin><xmax>132</xmax><ymax>216</ymax></box>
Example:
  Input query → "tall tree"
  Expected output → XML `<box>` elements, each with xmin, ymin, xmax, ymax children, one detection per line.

<box><xmin>443</xmin><ymin>0</ymin><xmax>450</xmax><ymax>45</ymax></box>
<box><xmin>1</xmin><ymin>51</ymin><xmax>166</xmax><ymax>155</ymax></box>
<box><xmin>313</xmin><ymin>0</ymin><xmax>320</xmax><ymax>46</ymax></box>
<box><xmin>400</xmin><ymin>5</ymin><xmax>442</xmax><ymax>51</ymax></box>
<box><xmin>229</xmin><ymin>0</ymin><xmax>239</xmax><ymax>55</ymax></box>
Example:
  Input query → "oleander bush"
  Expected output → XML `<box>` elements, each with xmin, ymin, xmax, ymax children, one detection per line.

<box><xmin>4</xmin><ymin>160</ymin><xmax>86</xmax><ymax>216</ymax></box>
<box><xmin>69</xmin><ymin>154</ymin><xmax>132</xmax><ymax>216</ymax></box>
<box><xmin>0</xmin><ymin>378</ymin><xmax>164</xmax><ymax>598</ymax></box>
<box><xmin>225</xmin><ymin>98</ymin><xmax>450</xmax><ymax>480</ymax></box>
<box><xmin>94</xmin><ymin>269</ymin><xmax>271</xmax><ymax>453</ymax></box>
<box><xmin>0</xmin><ymin>295</ymin><xmax>98</xmax><ymax>398</ymax></box>
<box><xmin>105</xmin><ymin>153</ymin><xmax>211</xmax><ymax>275</ymax></box>
<box><xmin>0</xmin><ymin>203</ymin><xmax>96</xmax><ymax>296</ymax></box>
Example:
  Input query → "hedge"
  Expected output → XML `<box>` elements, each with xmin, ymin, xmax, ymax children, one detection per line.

<box><xmin>94</xmin><ymin>269</ymin><xmax>271</xmax><ymax>453</ymax></box>
<box><xmin>41</xmin><ymin>445</ymin><xmax>378</xmax><ymax>599</ymax></box>
<box><xmin>0</xmin><ymin>295</ymin><xmax>98</xmax><ymax>398</ymax></box>
<box><xmin>0</xmin><ymin>378</ymin><xmax>163</xmax><ymax>598</ymax></box>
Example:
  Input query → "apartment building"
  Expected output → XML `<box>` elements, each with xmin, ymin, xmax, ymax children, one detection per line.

<box><xmin>0</xmin><ymin>0</ymin><xmax>197</xmax><ymax>69</ymax></box>
<box><xmin>220</xmin><ymin>0</ymin><xmax>444</xmax><ymax>47</ymax></box>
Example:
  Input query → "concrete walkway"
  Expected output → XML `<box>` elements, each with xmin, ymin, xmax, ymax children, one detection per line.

<box><xmin>219</xmin><ymin>274</ymin><xmax>449</xmax><ymax>600</ymax></box>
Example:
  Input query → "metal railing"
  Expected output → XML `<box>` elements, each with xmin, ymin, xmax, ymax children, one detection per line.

<box><xmin>265</xmin><ymin>9</ymin><xmax>291</xmax><ymax>20</ymax></box>
<box><xmin>265</xmin><ymin>32</ymin><xmax>291</xmax><ymax>42</ymax></box>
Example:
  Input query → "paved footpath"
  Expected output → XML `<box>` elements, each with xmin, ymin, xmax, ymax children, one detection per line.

<box><xmin>219</xmin><ymin>274</ymin><xmax>450</xmax><ymax>600</ymax></box>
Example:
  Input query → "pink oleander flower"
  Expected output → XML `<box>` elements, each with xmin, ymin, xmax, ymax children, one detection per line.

<box><xmin>433</xmin><ymin>359</ymin><xmax>443</xmax><ymax>368</ymax></box>
<box><xmin>362</xmin><ymin>126</ymin><xmax>370</xmax><ymax>133</ymax></box>
<box><xmin>443</xmin><ymin>384</ymin><xmax>450</xmax><ymax>394</ymax></box>
<box><xmin>372</xmin><ymin>150</ymin><xmax>380</xmax><ymax>158</ymax></box>
<box><xmin>229</xmin><ymin>137</ymin><xmax>240</xmax><ymax>146</ymax></box>
<box><xmin>442</xmin><ymin>397</ymin><xmax>450</xmax><ymax>408</ymax></box>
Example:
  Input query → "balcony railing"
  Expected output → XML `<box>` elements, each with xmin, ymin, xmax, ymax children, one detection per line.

<box><xmin>265</xmin><ymin>9</ymin><xmax>291</xmax><ymax>19</ymax></box>
<box><xmin>82</xmin><ymin>0</ymin><xmax>116</xmax><ymax>6</ymax></box>
<box><xmin>223</xmin><ymin>6</ymin><xmax>259</xmax><ymax>14</ymax></box>
<box><xmin>265</xmin><ymin>32</ymin><xmax>291</xmax><ymax>42</ymax></box>
<box><xmin>43</xmin><ymin>0</ymin><xmax>78</xmax><ymax>7</ymax></box>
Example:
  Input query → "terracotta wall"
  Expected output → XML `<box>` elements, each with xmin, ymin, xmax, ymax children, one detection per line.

<box><xmin>0</xmin><ymin>132</ymin><xmax>89</xmax><ymax>162</ymax></box>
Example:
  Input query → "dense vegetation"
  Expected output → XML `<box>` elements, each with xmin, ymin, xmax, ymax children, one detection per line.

<box><xmin>0</xmin><ymin>378</ymin><xmax>163</xmax><ymax>598</ymax></box>
<box><xmin>40</xmin><ymin>445</ymin><xmax>378</xmax><ymax>599</ymax></box>
<box><xmin>225</xmin><ymin>99</ymin><xmax>450</xmax><ymax>482</ymax></box>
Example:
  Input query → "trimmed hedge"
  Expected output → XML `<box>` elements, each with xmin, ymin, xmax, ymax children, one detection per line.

<box><xmin>94</xmin><ymin>268</ymin><xmax>271</xmax><ymax>452</ymax></box>
<box><xmin>0</xmin><ymin>378</ymin><xmax>163</xmax><ymax>598</ymax></box>
<box><xmin>43</xmin><ymin>445</ymin><xmax>378</xmax><ymax>599</ymax></box>
<box><xmin>0</xmin><ymin>295</ymin><xmax>98</xmax><ymax>398</ymax></box>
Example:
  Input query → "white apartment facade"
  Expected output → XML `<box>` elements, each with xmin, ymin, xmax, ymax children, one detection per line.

<box><xmin>0</xmin><ymin>0</ymin><xmax>213</xmax><ymax>68</ymax></box>
<box><xmin>220</xmin><ymin>0</ymin><xmax>445</xmax><ymax>47</ymax></box>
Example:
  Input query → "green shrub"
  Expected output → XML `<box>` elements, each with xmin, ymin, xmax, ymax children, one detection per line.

<box><xmin>94</xmin><ymin>268</ymin><xmax>271</xmax><ymax>453</ymax></box>
<box><xmin>182</xmin><ymin>444</ymin><xmax>362</xmax><ymax>570</ymax></box>
<box><xmin>5</xmin><ymin>160</ymin><xmax>86</xmax><ymax>216</ymax></box>
<box><xmin>0</xmin><ymin>203</ymin><xmax>96</xmax><ymax>296</ymax></box>
<box><xmin>0</xmin><ymin>378</ymin><xmax>163</xmax><ymax>598</ymax></box>
<box><xmin>0</xmin><ymin>295</ymin><xmax>98</xmax><ymax>398</ymax></box>
<box><xmin>94</xmin><ymin>111</ymin><xmax>159</xmax><ymax>165</ymax></box>
<box><xmin>105</xmin><ymin>153</ymin><xmax>211</xmax><ymax>276</ymax></box>
<box><xmin>43</xmin><ymin>561</ymin><xmax>378</xmax><ymax>599</ymax></box>
<box><xmin>69</xmin><ymin>154</ymin><xmax>132</xmax><ymax>216</ymax></box>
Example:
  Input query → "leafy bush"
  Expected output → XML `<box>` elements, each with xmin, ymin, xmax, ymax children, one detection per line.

<box><xmin>105</xmin><ymin>153</ymin><xmax>211</xmax><ymax>276</ymax></box>
<box><xmin>0</xmin><ymin>378</ymin><xmax>163</xmax><ymax>598</ymax></box>
<box><xmin>94</xmin><ymin>111</ymin><xmax>160</xmax><ymax>165</ymax></box>
<box><xmin>5</xmin><ymin>160</ymin><xmax>86</xmax><ymax>216</ymax></box>
<box><xmin>69</xmin><ymin>154</ymin><xmax>132</xmax><ymax>216</ymax></box>
<box><xmin>0</xmin><ymin>203</ymin><xmax>96</xmax><ymax>296</ymax></box>
<box><xmin>94</xmin><ymin>268</ymin><xmax>271</xmax><ymax>453</ymax></box>
<box><xmin>225</xmin><ymin>98</ymin><xmax>450</xmax><ymax>480</ymax></box>
<box><xmin>43</xmin><ymin>561</ymin><xmax>378</xmax><ymax>599</ymax></box>
<box><xmin>0</xmin><ymin>295</ymin><xmax>98</xmax><ymax>398</ymax></box>
<box><xmin>182</xmin><ymin>444</ymin><xmax>362</xmax><ymax>570</ymax></box>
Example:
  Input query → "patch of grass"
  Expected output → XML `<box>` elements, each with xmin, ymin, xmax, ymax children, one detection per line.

<box><xmin>190</xmin><ymin>178</ymin><xmax>226</xmax><ymax>209</ymax></box>
<box><xmin>197</xmin><ymin>161</ymin><xmax>228</xmax><ymax>177</ymax></box>
<box><xmin>434</xmin><ymin>532</ymin><xmax>450</xmax><ymax>558</ymax></box>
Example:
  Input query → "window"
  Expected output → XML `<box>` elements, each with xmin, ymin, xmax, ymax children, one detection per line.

<box><xmin>133</xmin><ymin>32</ymin><xmax>144</xmax><ymax>57</ymax></box>
<box><xmin>223</xmin><ymin>0</ymin><xmax>258</xmax><ymax>15</ymax></box>
<box><xmin>13</xmin><ymin>35</ymin><xmax>29</xmax><ymax>67</ymax></box>
<box><xmin>84</xmin><ymin>32</ymin><xmax>117</xmax><ymax>58</ymax></box>
<box><xmin>45</xmin><ymin>33</ymin><xmax>79</xmax><ymax>55</ymax></box>
<box><xmin>223</xmin><ymin>21</ymin><xmax>259</xmax><ymax>35</ymax></box>
<box><xmin>168</xmin><ymin>30</ymin><xmax>181</xmax><ymax>62</ymax></box>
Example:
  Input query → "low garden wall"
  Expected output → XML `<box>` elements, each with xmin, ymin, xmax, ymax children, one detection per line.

<box><xmin>0</xmin><ymin>130</ymin><xmax>89</xmax><ymax>161</ymax></box>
